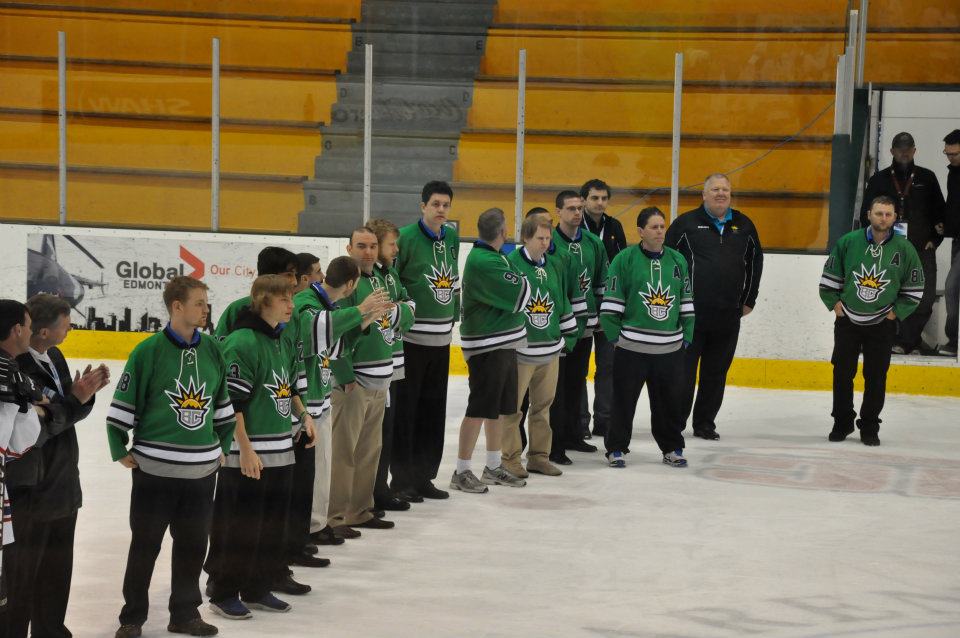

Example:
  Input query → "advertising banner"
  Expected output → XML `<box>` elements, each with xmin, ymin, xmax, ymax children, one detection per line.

<box><xmin>26</xmin><ymin>232</ymin><xmax>326</xmax><ymax>331</ymax></box>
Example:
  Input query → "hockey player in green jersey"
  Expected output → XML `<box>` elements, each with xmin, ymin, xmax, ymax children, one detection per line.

<box><xmin>327</xmin><ymin>228</ymin><xmax>403</xmax><ymax>535</ymax></box>
<box><xmin>205</xmin><ymin>275</ymin><xmax>314</xmax><ymax>618</ymax></box>
<box><xmin>451</xmin><ymin>208</ymin><xmax>531</xmax><ymax>494</ymax></box>
<box><xmin>500</xmin><ymin>216</ymin><xmax>577</xmax><ymax>479</ymax></box>
<box><xmin>601</xmin><ymin>207</ymin><xmax>694</xmax><ymax>469</ymax></box>
<box><xmin>549</xmin><ymin>190</ymin><xmax>608</xmax><ymax>464</ymax></box>
<box><xmin>819</xmin><ymin>195</ymin><xmax>923</xmax><ymax>445</ymax></box>
<box><xmin>391</xmin><ymin>181</ymin><xmax>460</xmax><ymax>502</ymax></box>
<box><xmin>366</xmin><ymin>219</ymin><xmax>417</xmax><ymax>513</ymax></box>
<box><xmin>288</xmin><ymin>257</ymin><xmax>390</xmax><ymax>548</ymax></box>
<box><xmin>109</xmin><ymin>277</ymin><xmax>236</xmax><ymax>638</ymax></box>
<box><xmin>213</xmin><ymin>247</ymin><xmax>297</xmax><ymax>339</ymax></box>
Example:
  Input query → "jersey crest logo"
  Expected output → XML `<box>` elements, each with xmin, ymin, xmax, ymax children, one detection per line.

<box><xmin>165</xmin><ymin>378</ymin><xmax>211</xmax><ymax>430</ymax></box>
<box><xmin>525</xmin><ymin>291</ymin><xmax>554</xmax><ymax>329</ymax></box>
<box><xmin>424</xmin><ymin>263</ymin><xmax>457</xmax><ymax>305</ymax></box>
<box><xmin>375</xmin><ymin>313</ymin><xmax>396</xmax><ymax>345</ymax></box>
<box><xmin>578</xmin><ymin>269</ymin><xmax>591</xmax><ymax>294</ymax></box>
<box><xmin>264</xmin><ymin>369</ymin><xmax>293</xmax><ymax>418</ymax></box>
<box><xmin>319</xmin><ymin>354</ymin><xmax>332</xmax><ymax>386</ymax></box>
<box><xmin>852</xmin><ymin>264</ymin><xmax>890</xmax><ymax>303</ymax></box>
<box><xmin>639</xmin><ymin>283</ymin><xmax>675</xmax><ymax>321</ymax></box>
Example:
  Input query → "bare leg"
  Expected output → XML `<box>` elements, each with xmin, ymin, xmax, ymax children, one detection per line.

<box><xmin>458</xmin><ymin>416</ymin><xmax>484</xmax><ymax>460</ymax></box>
<box><xmin>483</xmin><ymin>418</ymin><xmax>502</xmax><ymax>453</ymax></box>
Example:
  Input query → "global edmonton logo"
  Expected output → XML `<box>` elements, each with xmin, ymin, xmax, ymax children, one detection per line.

<box><xmin>525</xmin><ymin>291</ymin><xmax>554</xmax><ymax>329</ymax></box>
<box><xmin>853</xmin><ymin>264</ymin><xmax>889</xmax><ymax>302</ymax></box>
<box><xmin>424</xmin><ymin>264</ymin><xmax>457</xmax><ymax>305</ymax></box>
<box><xmin>165</xmin><ymin>378</ymin><xmax>211</xmax><ymax>430</ymax></box>
<box><xmin>264</xmin><ymin>369</ymin><xmax>293</xmax><ymax>418</ymax></box>
<box><xmin>116</xmin><ymin>246</ymin><xmax>204</xmax><ymax>289</ymax></box>
<box><xmin>639</xmin><ymin>283</ymin><xmax>675</xmax><ymax>321</ymax></box>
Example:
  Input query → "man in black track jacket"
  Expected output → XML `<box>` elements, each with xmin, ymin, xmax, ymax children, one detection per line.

<box><xmin>665</xmin><ymin>173</ymin><xmax>763</xmax><ymax>440</ymax></box>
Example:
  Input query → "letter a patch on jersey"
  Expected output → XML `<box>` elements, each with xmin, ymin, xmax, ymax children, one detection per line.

<box><xmin>639</xmin><ymin>283</ymin><xmax>675</xmax><ymax>321</ymax></box>
<box><xmin>264</xmin><ymin>369</ymin><xmax>293</xmax><ymax>418</ymax></box>
<box><xmin>852</xmin><ymin>264</ymin><xmax>889</xmax><ymax>303</ymax></box>
<box><xmin>424</xmin><ymin>263</ymin><xmax>457</xmax><ymax>305</ymax></box>
<box><xmin>165</xmin><ymin>378</ymin><xmax>211</xmax><ymax>430</ymax></box>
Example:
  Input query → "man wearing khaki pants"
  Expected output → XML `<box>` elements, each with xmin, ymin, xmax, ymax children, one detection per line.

<box><xmin>328</xmin><ymin>228</ymin><xmax>408</xmax><ymax>536</ymax></box>
<box><xmin>501</xmin><ymin>216</ymin><xmax>580</xmax><ymax>477</ymax></box>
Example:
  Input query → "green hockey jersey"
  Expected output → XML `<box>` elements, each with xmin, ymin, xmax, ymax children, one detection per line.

<box><xmin>375</xmin><ymin>261</ymin><xmax>416</xmax><ymax>381</ymax></box>
<box><xmin>213</xmin><ymin>295</ymin><xmax>250</xmax><ymax>340</ymax></box>
<box><xmin>460</xmin><ymin>241</ymin><xmax>531</xmax><ymax>359</ymax></box>
<box><xmin>600</xmin><ymin>245</ymin><xmax>694</xmax><ymax>353</ymax></box>
<box><xmin>106</xmin><ymin>327</ymin><xmax>236</xmax><ymax>479</ymax></box>
<box><xmin>221</xmin><ymin>309</ymin><xmax>300</xmax><ymax>468</ymax></box>
<box><xmin>553</xmin><ymin>226</ymin><xmax>608</xmax><ymax>336</ymax></box>
<box><xmin>330</xmin><ymin>268</ymin><xmax>404</xmax><ymax>390</ymax></box>
<box><xmin>819</xmin><ymin>228</ymin><xmax>923</xmax><ymax>325</ymax></box>
<box><xmin>292</xmin><ymin>283</ymin><xmax>363</xmax><ymax>418</ymax></box>
<box><xmin>508</xmin><ymin>247</ymin><xmax>577</xmax><ymax>365</ymax></box>
<box><xmin>395</xmin><ymin>220</ymin><xmax>460</xmax><ymax>347</ymax></box>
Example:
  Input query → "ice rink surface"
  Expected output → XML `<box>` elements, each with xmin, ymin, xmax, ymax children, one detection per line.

<box><xmin>57</xmin><ymin>360</ymin><xmax>960</xmax><ymax>638</ymax></box>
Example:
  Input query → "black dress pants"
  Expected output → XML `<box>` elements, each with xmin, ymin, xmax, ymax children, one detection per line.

<box><xmin>205</xmin><ymin>465</ymin><xmax>293</xmax><ymax>603</ymax></box>
<box><xmin>119</xmin><ymin>469</ymin><xmax>216</xmax><ymax>627</ymax></box>
<box><xmin>897</xmin><ymin>247</ymin><xmax>936</xmax><ymax>351</ymax></box>
<box><xmin>831</xmin><ymin>316</ymin><xmax>895</xmax><ymax>435</ymax></box>
<box><xmin>605</xmin><ymin>347</ymin><xmax>686</xmax><ymax>455</ymax></box>
<box><xmin>682</xmin><ymin>310</ymin><xmax>742</xmax><ymax>434</ymax></box>
<box><xmin>550</xmin><ymin>336</ymin><xmax>592</xmax><ymax>454</ymax></box>
<box><xmin>285</xmin><ymin>434</ymin><xmax>316</xmax><ymax>557</ymax></box>
<box><xmin>391</xmin><ymin>343</ymin><xmax>449</xmax><ymax>491</ymax></box>
<box><xmin>3</xmin><ymin>489</ymin><xmax>77</xmax><ymax>638</ymax></box>
<box><xmin>591</xmin><ymin>329</ymin><xmax>616</xmax><ymax>434</ymax></box>
<box><xmin>374</xmin><ymin>383</ymin><xmax>397</xmax><ymax>502</ymax></box>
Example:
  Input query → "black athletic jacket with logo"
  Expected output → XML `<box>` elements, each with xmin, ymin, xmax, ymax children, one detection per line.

<box><xmin>665</xmin><ymin>205</ymin><xmax>763</xmax><ymax>312</ymax></box>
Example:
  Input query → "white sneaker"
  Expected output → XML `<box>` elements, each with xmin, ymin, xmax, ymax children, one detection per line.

<box><xmin>663</xmin><ymin>449</ymin><xmax>688</xmax><ymax>468</ymax></box>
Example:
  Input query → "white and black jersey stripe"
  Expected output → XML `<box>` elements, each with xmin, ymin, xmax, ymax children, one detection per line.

<box><xmin>106</xmin><ymin>399</ymin><xmax>137</xmax><ymax>431</ymax></box>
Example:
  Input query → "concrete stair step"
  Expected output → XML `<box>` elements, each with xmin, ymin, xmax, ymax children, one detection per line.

<box><xmin>361</xmin><ymin>0</ymin><xmax>495</xmax><ymax>28</ymax></box>
<box><xmin>346</xmin><ymin>49</ymin><xmax>481</xmax><ymax>79</ymax></box>
<box><xmin>319</xmin><ymin>132</ymin><xmax>459</xmax><ymax>160</ymax></box>
<box><xmin>352</xmin><ymin>30</ymin><xmax>487</xmax><ymax>56</ymax></box>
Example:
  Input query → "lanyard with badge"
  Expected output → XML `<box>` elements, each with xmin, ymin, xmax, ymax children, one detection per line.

<box><xmin>891</xmin><ymin>169</ymin><xmax>914</xmax><ymax>237</ymax></box>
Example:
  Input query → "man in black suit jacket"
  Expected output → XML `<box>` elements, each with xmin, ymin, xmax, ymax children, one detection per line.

<box><xmin>4</xmin><ymin>294</ymin><xmax>109</xmax><ymax>638</ymax></box>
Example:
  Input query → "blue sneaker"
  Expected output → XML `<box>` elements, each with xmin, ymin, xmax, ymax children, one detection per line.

<box><xmin>607</xmin><ymin>451</ymin><xmax>626</xmax><ymax>468</ymax></box>
<box><xmin>209</xmin><ymin>598</ymin><xmax>251</xmax><ymax>620</ymax></box>
<box><xmin>663</xmin><ymin>449</ymin><xmax>688</xmax><ymax>467</ymax></box>
<box><xmin>244</xmin><ymin>593</ymin><xmax>291</xmax><ymax>613</ymax></box>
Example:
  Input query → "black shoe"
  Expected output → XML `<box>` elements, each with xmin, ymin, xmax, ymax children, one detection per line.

<box><xmin>417</xmin><ymin>482</ymin><xmax>450</xmax><ymax>500</ymax></box>
<box><xmin>167</xmin><ymin>618</ymin><xmax>218</xmax><ymax>636</ymax></box>
<box><xmin>332</xmin><ymin>525</ymin><xmax>361</xmax><ymax>539</ymax></box>
<box><xmin>861</xmin><ymin>433</ymin><xmax>881</xmax><ymax>446</ymax></box>
<box><xmin>828</xmin><ymin>424</ymin><xmax>855</xmax><ymax>442</ymax></box>
<box><xmin>288</xmin><ymin>551</ymin><xmax>331</xmax><ymax>568</ymax></box>
<box><xmin>591</xmin><ymin>426</ymin><xmax>608</xmax><ymax>437</ymax></box>
<box><xmin>370</xmin><ymin>508</ymin><xmax>386</xmax><ymax>519</ymax></box>
<box><xmin>354</xmin><ymin>517</ymin><xmax>395</xmax><ymax>529</ymax></box>
<box><xmin>115</xmin><ymin>625</ymin><xmax>141</xmax><ymax>638</ymax></box>
<box><xmin>310</xmin><ymin>526</ymin><xmax>345</xmax><ymax>545</ymax></box>
<box><xmin>397</xmin><ymin>487</ymin><xmax>424</xmax><ymax>503</ymax></box>
<box><xmin>567</xmin><ymin>440</ymin><xmax>597</xmax><ymax>453</ymax></box>
<box><xmin>693</xmin><ymin>430</ymin><xmax>720</xmax><ymax>440</ymax></box>
<box><xmin>583</xmin><ymin>430</ymin><xmax>592</xmax><ymax>440</ymax></box>
<box><xmin>301</xmin><ymin>543</ymin><xmax>318</xmax><ymax>555</ymax></box>
<box><xmin>270</xmin><ymin>573</ymin><xmax>312</xmax><ymax>595</ymax></box>
<box><xmin>375</xmin><ymin>496</ymin><xmax>411</xmax><ymax>511</ymax></box>
<box><xmin>549</xmin><ymin>452</ymin><xmax>573</xmax><ymax>465</ymax></box>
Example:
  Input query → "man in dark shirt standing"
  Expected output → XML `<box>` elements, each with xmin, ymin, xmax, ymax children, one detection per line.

<box><xmin>860</xmin><ymin>132</ymin><xmax>946</xmax><ymax>354</ymax></box>
<box><xmin>665</xmin><ymin>173</ymin><xmax>763</xmax><ymax>440</ymax></box>
<box><xmin>938</xmin><ymin>129</ymin><xmax>960</xmax><ymax>356</ymax></box>
<box><xmin>578</xmin><ymin>178</ymin><xmax>626</xmax><ymax>438</ymax></box>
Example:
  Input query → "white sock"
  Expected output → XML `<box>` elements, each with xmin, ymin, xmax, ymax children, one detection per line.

<box><xmin>456</xmin><ymin>458</ymin><xmax>471</xmax><ymax>474</ymax></box>
<box><xmin>485</xmin><ymin>450</ymin><xmax>501</xmax><ymax>470</ymax></box>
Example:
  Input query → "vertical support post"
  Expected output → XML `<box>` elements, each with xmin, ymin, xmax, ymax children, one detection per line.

<box><xmin>362</xmin><ymin>43</ymin><xmax>373</xmax><ymax>225</ymax></box>
<box><xmin>669</xmin><ymin>52</ymin><xmax>683</xmax><ymax>222</ymax></box>
<box><xmin>211</xmin><ymin>37</ymin><xmax>220</xmax><ymax>231</ymax></box>
<box><xmin>856</xmin><ymin>0</ymin><xmax>868</xmax><ymax>87</ymax></box>
<box><xmin>834</xmin><ymin>53</ymin><xmax>847</xmax><ymax>135</ymax></box>
<box><xmin>57</xmin><ymin>31</ymin><xmax>67</xmax><ymax>225</ymax></box>
<box><xmin>513</xmin><ymin>49</ymin><xmax>526</xmax><ymax>242</ymax></box>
